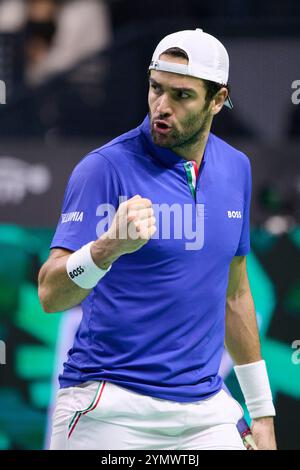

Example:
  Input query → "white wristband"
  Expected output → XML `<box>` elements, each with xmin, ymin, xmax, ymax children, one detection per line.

<box><xmin>234</xmin><ymin>360</ymin><xmax>276</xmax><ymax>419</ymax></box>
<box><xmin>66</xmin><ymin>241</ymin><xmax>111</xmax><ymax>289</ymax></box>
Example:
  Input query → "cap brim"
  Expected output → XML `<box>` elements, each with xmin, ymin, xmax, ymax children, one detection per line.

<box><xmin>224</xmin><ymin>94</ymin><xmax>233</xmax><ymax>109</ymax></box>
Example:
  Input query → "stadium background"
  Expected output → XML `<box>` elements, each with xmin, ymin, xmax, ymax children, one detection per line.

<box><xmin>0</xmin><ymin>0</ymin><xmax>299</xmax><ymax>450</ymax></box>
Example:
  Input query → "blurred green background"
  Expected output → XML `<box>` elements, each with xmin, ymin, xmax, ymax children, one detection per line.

<box><xmin>0</xmin><ymin>224</ymin><xmax>299</xmax><ymax>450</ymax></box>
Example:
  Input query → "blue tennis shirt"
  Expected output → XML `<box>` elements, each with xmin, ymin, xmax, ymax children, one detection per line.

<box><xmin>51</xmin><ymin>115</ymin><xmax>252</xmax><ymax>402</ymax></box>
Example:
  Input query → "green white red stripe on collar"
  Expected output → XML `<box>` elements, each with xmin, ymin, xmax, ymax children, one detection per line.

<box><xmin>184</xmin><ymin>161</ymin><xmax>199</xmax><ymax>198</ymax></box>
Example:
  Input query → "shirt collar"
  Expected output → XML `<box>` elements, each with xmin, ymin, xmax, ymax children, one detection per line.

<box><xmin>139</xmin><ymin>114</ymin><xmax>210</xmax><ymax>169</ymax></box>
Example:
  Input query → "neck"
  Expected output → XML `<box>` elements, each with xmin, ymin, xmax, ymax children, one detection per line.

<box><xmin>172</xmin><ymin>126</ymin><xmax>210</xmax><ymax>168</ymax></box>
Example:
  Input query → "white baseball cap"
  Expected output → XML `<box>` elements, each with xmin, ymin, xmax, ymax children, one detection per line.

<box><xmin>149</xmin><ymin>28</ymin><xmax>233</xmax><ymax>109</ymax></box>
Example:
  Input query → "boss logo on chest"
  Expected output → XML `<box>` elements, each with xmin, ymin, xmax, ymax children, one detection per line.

<box><xmin>227</xmin><ymin>210</ymin><xmax>242</xmax><ymax>219</ymax></box>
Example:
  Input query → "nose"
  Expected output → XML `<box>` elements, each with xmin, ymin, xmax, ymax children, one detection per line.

<box><xmin>155</xmin><ymin>94</ymin><xmax>172</xmax><ymax>119</ymax></box>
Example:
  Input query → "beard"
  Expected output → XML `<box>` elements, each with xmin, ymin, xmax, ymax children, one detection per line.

<box><xmin>149</xmin><ymin>106</ymin><xmax>211</xmax><ymax>152</ymax></box>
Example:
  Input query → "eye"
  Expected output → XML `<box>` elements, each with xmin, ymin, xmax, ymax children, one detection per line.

<box><xmin>177</xmin><ymin>90</ymin><xmax>190</xmax><ymax>99</ymax></box>
<box><xmin>150</xmin><ymin>83</ymin><xmax>161</xmax><ymax>94</ymax></box>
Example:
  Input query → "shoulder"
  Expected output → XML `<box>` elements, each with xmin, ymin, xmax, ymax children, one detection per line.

<box><xmin>210</xmin><ymin>133</ymin><xmax>250</xmax><ymax>170</ymax></box>
<box><xmin>73</xmin><ymin>125</ymin><xmax>143</xmax><ymax>177</ymax></box>
<box><xmin>209</xmin><ymin>133</ymin><xmax>252</xmax><ymax>195</ymax></box>
<box><xmin>97</xmin><ymin>125</ymin><xmax>143</xmax><ymax>164</ymax></box>
<box><xmin>100</xmin><ymin>126</ymin><xmax>142</xmax><ymax>155</ymax></box>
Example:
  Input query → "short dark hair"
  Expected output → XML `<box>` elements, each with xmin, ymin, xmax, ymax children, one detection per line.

<box><xmin>161</xmin><ymin>47</ymin><xmax>230</xmax><ymax>105</ymax></box>
<box><xmin>161</xmin><ymin>47</ymin><xmax>189</xmax><ymax>61</ymax></box>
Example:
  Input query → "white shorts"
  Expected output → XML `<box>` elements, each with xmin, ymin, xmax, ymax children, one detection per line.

<box><xmin>50</xmin><ymin>381</ymin><xmax>245</xmax><ymax>450</ymax></box>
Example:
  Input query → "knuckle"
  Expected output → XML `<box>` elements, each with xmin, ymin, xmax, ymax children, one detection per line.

<box><xmin>120</xmin><ymin>199</ymin><xmax>129</xmax><ymax>208</ymax></box>
<box><xmin>143</xmin><ymin>198</ymin><xmax>152</xmax><ymax>207</ymax></box>
<box><xmin>127</xmin><ymin>210</ymin><xmax>137</xmax><ymax>221</ymax></box>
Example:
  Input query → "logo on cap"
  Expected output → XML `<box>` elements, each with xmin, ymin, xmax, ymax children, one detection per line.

<box><xmin>150</xmin><ymin>61</ymin><xmax>159</xmax><ymax>70</ymax></box>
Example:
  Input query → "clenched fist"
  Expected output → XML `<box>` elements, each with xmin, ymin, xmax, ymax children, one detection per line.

<box><xmin>91</xmin><ymin>195</ymin><xmax>157</xmax><ymax>268</ymax></box>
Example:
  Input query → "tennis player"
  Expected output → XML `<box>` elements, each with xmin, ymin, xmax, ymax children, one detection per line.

<box><xmin>38</xmin><ymin>28</ymin><xmax>276</xmax><ymax>450</ymax></box>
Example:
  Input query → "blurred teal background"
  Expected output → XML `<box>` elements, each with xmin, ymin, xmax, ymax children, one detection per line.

<box><xmin>0</xmin><ymin>225</ymin><xmax>62</xmax><ymax>449</ymax></box>
<box><xmin>0</xmin><ymin>224</ymin><xmax>299</xmax><ymax>449</ymax></box>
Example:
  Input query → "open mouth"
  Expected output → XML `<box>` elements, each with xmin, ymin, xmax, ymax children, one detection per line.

<box><xmin>156</xmin><ymin>122</ymin><xmax>169</xmax><ymax>129</ymax></box>
<box><xmin>153</xmin><ymin>121</ymin><xmax>172</xmax><ymax>135</ymax></box>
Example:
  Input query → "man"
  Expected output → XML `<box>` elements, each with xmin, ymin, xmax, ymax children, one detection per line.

<box><xmin>38</xmin><ymin>28</ymin><xmax>276</xmax><ymax>450</ymax></box>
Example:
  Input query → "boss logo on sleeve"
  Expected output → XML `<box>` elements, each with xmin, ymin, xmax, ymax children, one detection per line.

<box><xmin>227</xmin><ymin>210</ymin><xmax>242</xmax><ymax>219</ymax></box>
<box><xmin>69</xmin><ymin>266</ymin><xmax>85</xmax><ymax>279</ymax></box>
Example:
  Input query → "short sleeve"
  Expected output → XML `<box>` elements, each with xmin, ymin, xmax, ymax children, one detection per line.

<box><xmin>235</xmin><ymin>158</ymin><xmax>252</xmax><ymax>256</ymax></box>
<box><xmin>50</xmin><ymin>151</ymin><xmax>121</xmax><ymax>252</ymax></box>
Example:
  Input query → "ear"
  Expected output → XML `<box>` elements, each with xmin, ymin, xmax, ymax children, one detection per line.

<box><xmin>211</xmin><ymin>87</ymin><xmax>228</xmax><ymax>116</ymax></box>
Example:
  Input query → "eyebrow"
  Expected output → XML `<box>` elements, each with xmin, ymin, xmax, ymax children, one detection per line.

<box><xmin>149</xmin><ymin>77</ymin><xmax>197</xmax><ymax>94</ymax></box>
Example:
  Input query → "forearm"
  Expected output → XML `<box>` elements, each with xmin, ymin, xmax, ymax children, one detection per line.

<box><xmin>38</xmin><ymin>255</ymin><xmax>90</xmax><ymax>313</ymax></box>
<box><xmin>225</xmin><ymin>287</ymin><xmax>262</xmax><ymax>365</ymax></box>
<box><xmin>226</xmin><ymin>290</ymin><xmax>276</xmax><ymax>428</ymax></box>
<box><xmin>225</xmin><ymin>259</ymin><xmax>276</xmax><ymax>448</ymax></box>
<box><xmin>38</xmin><ymin>237</ymin><xmax>121</xmax><ymax>313</ymax></box>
